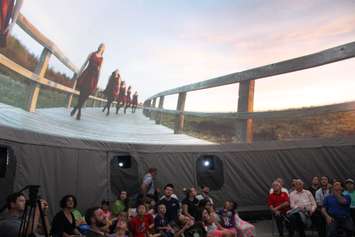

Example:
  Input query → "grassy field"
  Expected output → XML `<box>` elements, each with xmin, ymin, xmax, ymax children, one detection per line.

<box><xmin>0</xmin><ymin>68</ymin><xmax>81</xmax><ymax>110</ymax></box>
<box><xmin>157</xmin><ymin>110</ymin><xmax>355</xmax><ymax>143</ymax></box>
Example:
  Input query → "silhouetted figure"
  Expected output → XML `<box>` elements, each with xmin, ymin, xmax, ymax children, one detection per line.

<box><xmin>102</xmin><ymin>70</ymin><xmax>120</xmax><ymax>116</ymax></box>
<box><xmin>115</xmin><ymin>81</ymin><xmax>126</xmax><ymax>114</ymax></box>
<box><xmin>71</xmin><ymin>43</ymin><xmax>105</xmax><ymax>120</ymax></box>
<box><xmin>124</xmin><ymin>86</ymin><xmax>132</xmax><ymax>114</ymax></box>
<box><xmin>131</xmin><ymin>91</ymin><xmax>138</xmax><ymax>113</ymax></box>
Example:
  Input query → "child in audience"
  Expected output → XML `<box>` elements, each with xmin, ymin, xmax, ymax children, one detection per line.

<box><xmin>129</xmin><ymin>204</ymin><xmax>154</xmax><ymax>237</ymax></box>
<box><xmin>154</xmin><ymin>203</ymin><xmax>173</xmax><ymax>237</ymax></box>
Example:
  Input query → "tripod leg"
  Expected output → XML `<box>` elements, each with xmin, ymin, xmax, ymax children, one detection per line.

<box><xmin>37</xmin><ymin>200</ymin><xmax>49</xmax><ymax>237</ymax></box>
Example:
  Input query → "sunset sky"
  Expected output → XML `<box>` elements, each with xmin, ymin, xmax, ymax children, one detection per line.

<box><xmin>12</xmin><ymin>0</ymin><xmax>355</xmax><ymax>112</ymax></box>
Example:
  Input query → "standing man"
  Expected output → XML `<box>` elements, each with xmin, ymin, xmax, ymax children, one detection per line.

<box><xmin>141</xmin><ymin>167</ymin><xmax>158</xmax><ymax>200</ymax></box>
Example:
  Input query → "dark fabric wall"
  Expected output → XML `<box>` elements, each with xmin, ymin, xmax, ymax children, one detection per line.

<box><xmin>0</xmin><ymin>125</ymin><xmax>354</xmax><ymax>217</ymax></box>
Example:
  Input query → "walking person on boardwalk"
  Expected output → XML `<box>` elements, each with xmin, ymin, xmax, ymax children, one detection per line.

<box><xmin>123</xmin><ymin>86</ymin><xmax>132</xmax><ymax>114</ymax></box>
<box><xmin>115</xmin><ymin>81</ymin><xmax>126</xmax><ymax>114</ymax></box>
<box><xmin>70</xmin><ymin>43</ymin><xmax>105</xmax><ymax>120</ymax></box>
<box><xmin>102</xmin><ymin>69</ymin><xmax>120</xmax><ymax>116</ymax></box>
<box><xmin>131</xmin><ymin>91</ymin><xmax>138</xmax><ymax>113</ymax></box>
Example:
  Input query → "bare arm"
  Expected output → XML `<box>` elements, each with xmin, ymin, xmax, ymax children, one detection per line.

<box><xmin>182</xmin><ymin>204</ymin><xmax>194</xmax><ymax>220</ymax></box>
<box><xmin>76</xmin><ymin>54</ymin><xmax>91</xmax><ymax>79</ymax></box>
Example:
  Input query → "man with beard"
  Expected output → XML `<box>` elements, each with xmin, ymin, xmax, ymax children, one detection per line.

<box><xmin>85</xmin><ymin>207</ymin><xmax>107</xmax><ymax>237</ymax></box>
<box><xmin>0</xmin><ymin>192</ymin><xmax>49</xmax><ymax>237</ymax></box>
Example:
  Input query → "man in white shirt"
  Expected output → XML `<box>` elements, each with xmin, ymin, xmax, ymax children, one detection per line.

<box><xmin>141</xmin><ymin>168</ymin><xmax>158</xmax><ymax>197</ymax></box>
<box><xmin>288</xmin><ymin>179</ymin><xmax>317</xmax><ymax>237</ymax></box>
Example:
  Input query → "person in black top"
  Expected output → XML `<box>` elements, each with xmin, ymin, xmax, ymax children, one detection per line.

<box><xmin>154</xmin><ymin>203</ymin><xmax>173</xmax><ymax>237</ymax></box>
<box><xmin>131</xmin><ymin>91</ymin><xmax>138</xmax><ymax>113</ymax></box>
<box><xmin>124</xmin><ymin>86</ymin><xmax>132</xmax><ymax>114</ymax></box>
<box><xmin>115</xmin><ymin>81</ymin><xmax>126</xmax><ymax>114</ymax></box>
<box><xmin>51</xmin><ymin>195</ymin><xmax>81</xmax><ymax>237</ymax></box>
<box><xmin>182</xmin><ymin>188</ymin><xmax>200</xmax><ymax>221</ymax></box>
<box><xmin>158</xmin><ymin>184</ymin><xmax>180</xmax><ymax>223</ymax></box>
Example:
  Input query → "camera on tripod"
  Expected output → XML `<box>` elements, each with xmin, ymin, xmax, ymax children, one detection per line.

<box><xmin>18</xmin><ymin>185</ymin><xmax>49</xmax><ymax>237</ymax></box>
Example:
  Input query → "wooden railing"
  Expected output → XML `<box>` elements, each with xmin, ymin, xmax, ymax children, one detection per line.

<box><xmin>0</xmin><ymin>13</ymin><xmax>108</xmax><ymax>112</ymax></box>
<box><xmin>143</xmin><ymin>41</ymin><xmax>355</xmax><ymax>143</ymax></box>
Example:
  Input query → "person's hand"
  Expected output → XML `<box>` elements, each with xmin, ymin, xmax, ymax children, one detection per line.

<box><xmin>326</xmin><ymin>216</ymin><xmax>333</xmax><ymax>225</ymax></box>
<box><xmin>275</xmin><ymin>210</ymin><xmax>281</xmax><ymax>216</ymax></box>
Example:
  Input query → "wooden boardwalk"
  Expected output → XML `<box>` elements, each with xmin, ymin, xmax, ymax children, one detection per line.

<box><xmin>0</xmin><ymin>103</ymin><xmax>212</xmax><ymax>145</ymax></box>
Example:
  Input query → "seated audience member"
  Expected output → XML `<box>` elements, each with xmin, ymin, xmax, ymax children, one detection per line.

<box><xmin>109</xmin><ymin>219</ymin><xmax>128</xmax><ymax>237</ymax></box>
<box><xmin>155</xmin><ymin>203</ymin><xmax>173</xmax><ymax>237</ymax></box>
<box><xmin>201</xmin><ymin>208</ymin><xmax>234</xmax><ymax>237</ymax></box>
<box><xmin>309</xmin><ymin>176</ymin><xmax>321</xmax><ymax>198</ymax></box>
<box><xmin>289</xmin><ymin>179</ymin><xmax>298</xmax><ymax>193</ymax></box>
<box><xmin>217</xmin><ymin>201</ymin><xmax>237</xmax><ymax>235</ymax></box>
<box><xmin>110</xmin><ymin>211</ymin><xmax>128</xmax><ymax>234</ymax></box>
<box><xmin>268</xmin><ymin>180</ymin><xmax>290</xmax><ymax>237</ymax></box>
<box><xmin>182</xmin><ymin>188</ymin><xmax>200</xmax><ymax>220</ymax></box>
<box><xmin>101</xmin><ymin>200</ymin><xmax>112</xmax><ymax>220</ymax></box>
<box><xmin>112</xmin><ymin>191</ymin><xmax>129</xmax><ymax>216</ymax></box>
<box><xmin>314</xmin><ymin>176</ymin><xmax>331</xmax><ymax>237</ymax></box>
<box><xmin>288</xmin><ymin>179</ymin><xmax>317</xmax><ymax>237</ymax></box>
<box><xmin>231</xmin><ymin>201</ymin><xmax>255</xmax><ymax>237</ymax></box>
<box><xmin>321</xmin><ymin>180</ymin><xmax>354</xmax><ymax>237</ymax></box>
<box><xmin>72</xmin><ymin>208</ymin><xmax>85</xmax><ymax>225</ymax></box>
<box><xmin>0</xmin><ymin>192</ymin><xmax>50</xmax><ymax>237</ymax></box>
<box><xmin>51</xmin><ymin>194</ymin><xmax>81</xmax><ymax>237</ymax></box>
<box><xmin>129</xmin><ymin>203</ymin><xmax>154</xmax><ymax>237</ymax></box>
<box><xmin>85</xmin><ymin>207</ymin><xmax>108</xmax><ymax>237</ymax></box>
<box><xmin>196</xmin><ymin>185</ymin><xmax>214</xmax><ymax>205</ymax></box>
<box><xmin>158</xmin><ymin>184</ymin><xmax>180</xmax><ymax>223</ymax></box>
<box><xmin>270</xmin><ymin>178</ymin><xmax>289</xmax><ymax>194</ymax></box>
<box><xmin>143</xmin><ymin>197</ymin><xmax>156</xmax><ymax>216</ymax></box>
<box><xmin>171</xmin><ymin>214</ymin><xmax>206</xmax><ymax>237</ymax></box>
<box><xmin>343</xmin><ymin>178</ymin><xmax>355</xmax><ymax>225</ymax></box>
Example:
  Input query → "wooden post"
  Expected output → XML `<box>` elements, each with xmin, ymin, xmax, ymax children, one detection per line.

<box><xmin>174</xmin><ymin>92</ymin><xmax>187</xmax><ymax>134</ymax></box>
<box><xmin>26</xmin><ymin>48</ymin><xmax>52</xmax><ymax>112</ymax></box>
<box><xmin>150</xmin><ymin>98</ymin><xmax>157</xmax><ymax>120</ymax></box>
<box><xmin>67</xmin><ymin>73</ymin><xmax>77</xmax><ymax>109</ymax></box>
<box><xmin>156</xmin><ymin>96</ymin><xmax>165</xmax><ymax>124</ymax></box>
<box><xmin>237</xmin><ymin>80</ymin><xmax>255</xmax><ymax>143</ymax></box>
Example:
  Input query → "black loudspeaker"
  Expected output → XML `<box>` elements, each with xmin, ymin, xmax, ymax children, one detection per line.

<box><xmin>0</xmin><ymin>147</ymin><xmax>8</xmax><ymax>178</ymax></box>
<box><xmin>196</xmin><ymin>154</ymin><xmax>224</xmax><ymax>190</ymax></box>
<box><xmin>111</xmin><ymin>154</ymin><xmax>131</xmax><ymax>169</ymax></box>
<box><xmin>110</xmin><ymin>152</ymin><xmax>140</xmax><ymax>196</ymax></box>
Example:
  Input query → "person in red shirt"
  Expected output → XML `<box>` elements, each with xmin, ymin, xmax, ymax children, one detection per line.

<box><xmin>268</xmin><ymin>180</ymin><xmax>290</xmax><ymax>237</ymax></box>
<box><xmin>129</xmin><ymin>203</ymin><xmax>154</xmax><ymax>237</ymax></box>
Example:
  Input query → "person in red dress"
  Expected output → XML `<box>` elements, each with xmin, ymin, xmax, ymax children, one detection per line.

<box><xmin>129</xmin><ymin>204</ymin><xmax>154</xmax><ymax>237</ymax></box>
<box><xmin>102</xmin><ymin>69</ymin><xmax>120</xmax><ymax>116</ymax></box>
<box><xmin>123</xmin><ymin>86</ymin><xmax>132</xmax><ymax>114</ymax></box>
<box><xmin>70</xmin><ymin>43</ymin><xmax>105</xmax><ymax>120</ymax></box>
<box><xmin>115</xmin><ymin>81</ymin><xmax>126</xmax><ymax>115</ymax></box>
<box><xmin>0</xmin><ymin>0</ymin><xmax>23</xmax><ymax>47</ymax></box>
<box><xmin>131</xmin><ymin>91</ymin><xmax>138</xmax><ymax>113</ymax></box>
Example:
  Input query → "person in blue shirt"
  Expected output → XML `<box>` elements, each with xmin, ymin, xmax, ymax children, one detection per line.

<box><xmin>321</xmin><ymin>180</ymin><xmax>354</xmax><ymax>237</ymax></box>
